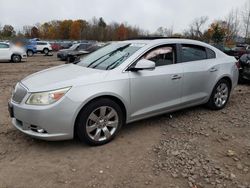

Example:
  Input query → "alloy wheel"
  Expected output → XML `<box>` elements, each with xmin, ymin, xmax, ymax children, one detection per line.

<box><xmin>214</xmin><ymin>83</ymin><xmax>229</xmax><ymax>108</ymax></box>
<box><xmin>86</xmin><ymin>106</ymin><xmax>119</xmax><ymax>142</ymax></box>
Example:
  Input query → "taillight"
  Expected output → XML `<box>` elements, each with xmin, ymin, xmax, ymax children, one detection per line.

<box><xmin>235</xmin><ymin>61</ymin><xmax>241</xmax><ymax>69</ymax></box>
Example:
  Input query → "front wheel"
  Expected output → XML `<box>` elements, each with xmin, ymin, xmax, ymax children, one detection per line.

<box><xmin>76</xmin><ymin>98</ymin><xmax>124</xmax><ymax>146</ymax></box>
<box><xmin>11</xmin><ymin>54</ymin><xmax>21</xmax><ymax>63</ymax></box>
<box><xmin>206</xmin><ymin>79</ymin><xmax>231</xmax><ymax>110</ymax></box>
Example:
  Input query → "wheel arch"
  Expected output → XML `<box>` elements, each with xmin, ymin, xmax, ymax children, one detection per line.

<box><xmin>73</xmin><ymin>94</ymin><xmax>127</xmax><ymax>138</ymax></box>
<box><xmin>11</xmin><ymin>53</ymin><xmax>22</xmax><ymax>61</ymax></box>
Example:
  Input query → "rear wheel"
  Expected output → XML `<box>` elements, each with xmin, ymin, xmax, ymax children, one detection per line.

<box><xmin>43</xmin><ymin>48</ymin><xmax>49</xmax><ymax>54</ymax></box>
<box><xmin>206</xmin><ymin>79</ymin><xmax>231</xmax><ymax>110</ymax></box>
<box><xmin>76</xmin><ymin>98</ymin><xmax>124</xmax><ymax>146</ymax></box>
<box><xmin>11</xmin><ymin>54</ymin><xmax>21</xmax><ymax>63</ymax></box>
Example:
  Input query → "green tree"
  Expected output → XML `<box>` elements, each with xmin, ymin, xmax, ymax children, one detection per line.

<box><xmin>211</xmin><ymin>23</ymin><xmax>226</xmax><ymax>44</ymax></box>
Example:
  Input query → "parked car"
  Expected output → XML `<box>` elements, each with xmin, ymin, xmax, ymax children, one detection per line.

<box><xmin>12</xmin><ymin>39</ymin><xmax>37</xmax><ymax>57</ymax></box>
<box><xmin>60</xmin><ymin>42</ymin><xmax>73</xmax><ymax>49</ymax></box>
<box><xmin>50</xmin><ymin>42</ymin><xmax>62</xmax><ymax>52</ymax></box>
<box><xmin>36</xmin><ymin>41</ymin><xmax>52</xmax><ymax>54</ymax></box>
<box><xmin>57</xmin><ymin>42</ymin><xmax>93</xmax><ymax>61</ymax></box>
<box><xmin>238</xmin><ymin>54</ymin><xmax>250</xmax><ymax>81</ymax></box>
<box><xmin>213</xmin><ymin>45</ymin><xmax>232</xmax><ymax>56</ymax></box>
<box><xmin>9</xmin><ymin>39</ymin><xmax>239</xmax><ymax>145</ymax></box>
<box><xmin>230</xmin><ymin>46</ymin><xmax>248</xmax><ymax>59</ymax></box>
<box><xmin>0</xmin><ymin>42</ymin><xmax>27</xmax><ymax>63</ymax></box>
<box><xmin>66</xmin><ymin>43</ymin><xmax>105</xmax><ymax>63</ymax></box>
<box><xmin>25</xmin><ymin>40</ymin><xmax>37</xmax><ymax>56</ymax></box>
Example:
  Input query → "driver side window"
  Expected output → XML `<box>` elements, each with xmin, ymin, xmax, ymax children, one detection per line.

<box><xmin>142</xmin><ymin>45</ymin><xmax>176</xmax><ymax>67</ymax></box>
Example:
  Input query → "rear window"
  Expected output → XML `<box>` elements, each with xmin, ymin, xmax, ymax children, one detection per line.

<box><xmin>181</xmin><ymin>44</ymin><xmax>207</xmax><ymax>62</ymax></box>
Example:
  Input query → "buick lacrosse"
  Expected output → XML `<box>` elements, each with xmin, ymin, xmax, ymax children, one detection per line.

<box><xmin>9</xmin><ymin>38</ymin><xmax>239</xmax><ymax>145</ymax></box>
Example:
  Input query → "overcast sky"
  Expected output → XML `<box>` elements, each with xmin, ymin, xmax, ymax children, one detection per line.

<box><xmin>0</xmin><ymin>0</ymin><xmax>247</xmax><ymax>33</ymax></box>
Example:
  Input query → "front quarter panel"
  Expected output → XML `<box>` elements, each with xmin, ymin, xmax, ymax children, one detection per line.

<box><xmin>67</xmin><ymin>72</ymin><xmax>131</xmax><ymax>125</ymax></box>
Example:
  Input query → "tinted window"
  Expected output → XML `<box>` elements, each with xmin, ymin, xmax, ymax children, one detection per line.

<box><xmin>37</xmin><ymin>42</ymin><xmax>46</xmax><ymax>45</ymax></box>
<box><xmin>0</xmin><ymin>43</ymin><xmax>9</xmax><ymax>48</ymax></box>
<box><xmin>143</xmin><ymin>45</ymin><xmax>176</xmax><ymax>66</ymax></box>
<box><xmin>77</xmin><ymin>43</ymin><xmax>91</xmax><ymax>50</ymax></box>
<box><xmin>207</xmin><ymin>48</ymin><xmax>216</xmax><ymax>59</ymax></box>
<box><xmin>181</xmin><ymin>44</ymin><xmax>206</xmax><ymax>62</ymax></box>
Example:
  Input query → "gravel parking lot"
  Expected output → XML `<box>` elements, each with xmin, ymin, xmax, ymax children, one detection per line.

<box><xmin>0</xmin><ymin>54</ymin><xmax>249</xmax><ymax>188</ymax></box>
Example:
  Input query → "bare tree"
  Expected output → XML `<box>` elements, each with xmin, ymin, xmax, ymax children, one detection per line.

<box><xmin>155</xmin><ymin>26</ymin><xmax>173</xmax><ymax>37</ymax></box>
<box><xmin>242</xmin><ymin>0</ymin><xmax>250</xmax><ymax>40</ymax></box>
<box><xmin>185</xmin><ymin>16</ymin><xmax>208</xmax><ymax>39</ymax></box>
<box><xmin>224</xmin><ymin>8</ymin><xmax>240</xmax><ymax>42</ymax></box>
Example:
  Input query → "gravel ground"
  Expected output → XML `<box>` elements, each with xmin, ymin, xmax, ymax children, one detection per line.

<box><xmin>0</xmin><ymin>54</ymin><xmax>249</xmax><ymax>188</ymax></box>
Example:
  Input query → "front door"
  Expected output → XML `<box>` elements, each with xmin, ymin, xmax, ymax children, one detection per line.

<box><xmin>129</xmin><ymin>44</ymin><xmax>183</xmax><ymax>121</ymax></box>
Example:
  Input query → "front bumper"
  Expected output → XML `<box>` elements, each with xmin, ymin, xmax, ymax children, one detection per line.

<box><xmin>8</xmin><ymin>95</ymin><xmax>79</xmax><ymax>141</ymax></box>
<box><xmin>57</xmin><ymin>53</ymin><xmax>67</xmax><ymax>60</ymax></box>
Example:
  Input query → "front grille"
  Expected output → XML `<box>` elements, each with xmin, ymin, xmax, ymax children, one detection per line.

<box><xmin>12</xmin><ymin>83</ymin><xmax>27</xmax><ymax>103</ymax></box>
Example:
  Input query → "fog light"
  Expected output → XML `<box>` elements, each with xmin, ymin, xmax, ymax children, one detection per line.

<box><xmin>37</xmin><ymin>128</ymin><xmax>46</xmax><ymax>133</ymax></box>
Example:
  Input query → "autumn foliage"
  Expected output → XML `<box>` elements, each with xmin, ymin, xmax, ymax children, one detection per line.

<box><xmin>13</xmin><ymin>17</ymin><xmax>142</xmax><ymax>41</ymax></box>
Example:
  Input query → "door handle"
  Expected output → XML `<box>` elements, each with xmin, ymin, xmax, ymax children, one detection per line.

<box><xmin>171</xmin><ymin>75</ymin><xmax>182</xmax><ymax>80</ymax></box>
<box><xmin>210</xmin><ymin>67</ymin><xmax>218</xmax><ymax>72</ymax></box>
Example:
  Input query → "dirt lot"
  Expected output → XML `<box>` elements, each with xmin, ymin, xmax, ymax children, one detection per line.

<box><xmin>0</xmin><ymin>54</ymin><xmax>249</xmax><ymax>188</ymax></box>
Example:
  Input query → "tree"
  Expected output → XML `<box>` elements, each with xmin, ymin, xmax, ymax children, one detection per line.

<box><xmin>242</xmin><ymin>0</ymin><xmax>250</xmax><ymax>41</ymax></box>
<box><xmin>184</xmin><ymin>16</ymin><xmax>208</xmax><ymax>39</ymax></box>
<box><xmin>59</xmin><ymin>20</ymin><xmax>73</xmax><ymax>39</ymax></box>
<box><xmin>70</xmin><ymin>20</ymin><xmax>81</xmax><ymax>40</ymax></box>
<box><xmin>2</xmin><ymin>25</ymin><xmax>15</xmax><ymax>38</ymax></box>
<box><xmin>211</xmin><ymin>23</ymin><xmax>226</xmax><ymax>44</ymax></box>
<box><xmin>155</xmin><ymin>26</ymin><xmax>173</xmax><ymax>37</ymax></box>
<box><xmin>224</xmin><ymin>9</ymin><xmax>240</xmax><ymax>42</ymax></box>
<box><xmin>31</xmin><ymin>26</ymin><xmax>39</xmax><ymax>38</ymax></box>
<box><xmin>116</xmin><ymin>24</ymin><xmax>128</xmax><ymax>40</ymax></box>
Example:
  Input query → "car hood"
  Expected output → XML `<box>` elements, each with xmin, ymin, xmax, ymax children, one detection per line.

<box><xmin>21</xmin><ymin>64</ymin><xmax>108</xmax><ymax>92</ymax></box>
<box><xmin>58</xmin><ymin>49</ymin><xmax>74</xmax><ymax>54</ymax></box>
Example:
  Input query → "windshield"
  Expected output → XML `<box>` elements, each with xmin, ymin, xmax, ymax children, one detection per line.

<box><xmin>76</xmin><ymin>42</ymin><xmax>144</xmax><ymax>70</ymax></box>
<box><xmin>69</xmin><ymin>44</ymin><xmax>79</xmax><ymax>50</ymax></box>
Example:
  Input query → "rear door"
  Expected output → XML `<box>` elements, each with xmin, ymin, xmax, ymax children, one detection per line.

<box><xmin>129</xmin><ymin>44</ymin><xmax>183</xmax><ymax>121</ymax></box>
<box><xmin>179</xmin><ymin>44</ymin><xmax>218</xmax><ymax>106</ymax></box>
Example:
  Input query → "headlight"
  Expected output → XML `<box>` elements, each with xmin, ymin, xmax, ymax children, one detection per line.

<box><xmin>26</xmin><ymin>87</ymin><xmax>71</xmax><ymax>105</ymax></box>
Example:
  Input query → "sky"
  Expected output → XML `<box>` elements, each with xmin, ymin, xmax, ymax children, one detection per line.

<box><xmin>0</xmin><ymin>0</ymin><xmax>247</xmax><ymax>33</ymax></box>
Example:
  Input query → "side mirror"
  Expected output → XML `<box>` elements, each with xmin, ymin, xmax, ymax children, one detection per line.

<box><xmin>130</xmin><ymin>59</ymin><xmax>155</xmax><ymax>71</ymax></box>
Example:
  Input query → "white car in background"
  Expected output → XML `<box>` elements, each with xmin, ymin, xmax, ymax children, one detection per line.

<box><xmin>0</xmin><ymin>42</ymin><xmax>27</xmax><ymax>63</ymax></box>
<box><xmin>36</xmin><ymin>41</ymin><xmax>52</xmax><ymax>54</ymax></box>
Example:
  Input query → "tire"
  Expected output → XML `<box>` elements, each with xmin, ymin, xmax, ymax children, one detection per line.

<box><xmin>11</xmin><ymin>54</ymin><xmax>21</xmax><ymax>63</ymax></box>
<box><xmin>206</xmin><ymin>79</ymin><xmax>231</xmax><ymax>110</ymax></box>
<box><xmin>43</xmin><ymin>48</ymin><xmax>49</xmax><ymax>54</ymax></box>
<box><xmin>76</xmin><ymin>98</ymin><xmax>124</xmax><ymax>146</ymax></box>
<box><xmin>27</xmin><ymin>50</ymin><xmax>34</xmax><ymax>57</ymax></box>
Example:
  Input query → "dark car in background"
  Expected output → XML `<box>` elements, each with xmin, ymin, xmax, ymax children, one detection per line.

<box><xmin>57</xmin><ymin>42</ymin><xmax>93</xmax><ymax>61</ymax></box>
<box><xmin>60</xmin><ymin>42</ymin><xmax>73</xmax><ymax>49</ymax></box>
<box><xmin>230</xmin><ymin>46</ymin><xmax>248</xmax><ymax>59</ymax></box>
<box><xmin>66</xmin><ymin>43</ymin><xmax>105</xmax><ymax>63</ymax></box>
<box><xmin>239</xmin><ymin>54</ymin><xmax>250</xmax><ymax>82</ymax></box>
<box><xmin>213</xmin><ymin>45</ymin><xmax>233</xmax><ymax>56</ymax></box>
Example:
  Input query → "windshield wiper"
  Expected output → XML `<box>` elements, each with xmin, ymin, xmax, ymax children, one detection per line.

<box><xmin>87</xmin><ymin>44</ymin><xmax>130</xmax><ymax>68</ymax></box>
<box><xmin>106</xmin><ymin>53</ymin><xmax>130</xmax><ymax>70</ymax></box>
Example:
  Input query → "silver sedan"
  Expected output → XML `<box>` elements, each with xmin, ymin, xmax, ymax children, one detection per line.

<box><xmin>9</xmin><ymin>39</ymin><xmax>239</xmax><ymax>145</ymax></box>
